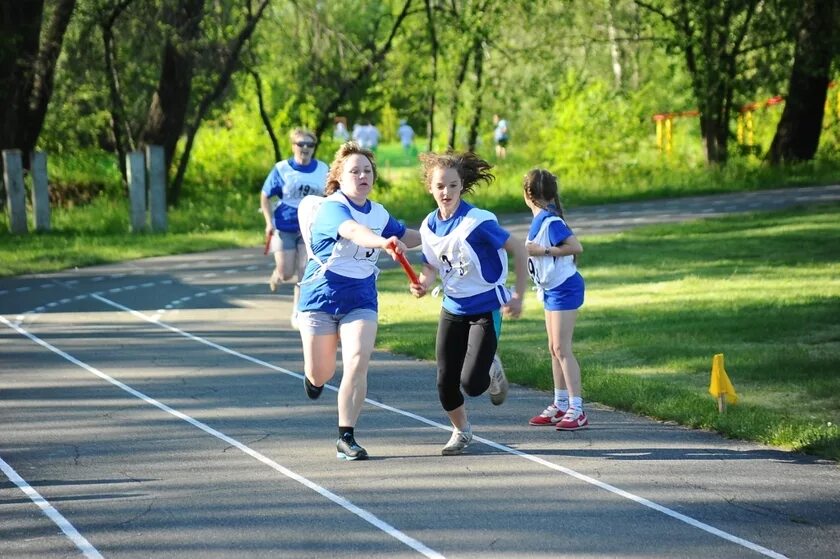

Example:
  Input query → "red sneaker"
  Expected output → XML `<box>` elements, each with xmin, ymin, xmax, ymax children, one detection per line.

<box><xmin>556</xmin><ymin>408</ymin><xmax>589</xmax><ymax>431</ymax></box>
<box><xmin>529</xmin><ymin>404</ymin><xmax>565</xmax><ymax>426</ymax></box>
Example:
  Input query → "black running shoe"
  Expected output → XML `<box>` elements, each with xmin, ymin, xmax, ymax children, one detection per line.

<box><xmin>304</xmin><ymin>376</ymin><xmax>323</xmax><ymax>400</ymax></box>
<box><xmin>336</xmin><ymin>434</ymin><xmax>368</xmax><ymax>461</ymax></box>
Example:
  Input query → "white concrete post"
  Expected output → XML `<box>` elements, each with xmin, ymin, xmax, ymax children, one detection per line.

<box><xmin>127</xmin><ymin>151</ymin><xmax>147</xmax><ymax>232</ymax></box>
<box><xmin>31</xmin><ymin>151</ymin><xmax>51</xmax><ymax>231</ymax></box>
<box><xmin>3</xmin><ymin>150</ymin><xmax>28</xmax><ymax>234</ymax></box>
<box><xmin>146</xmin><ymin>145</ymin><xmax>167</xmax><ymax>232</ymax></box>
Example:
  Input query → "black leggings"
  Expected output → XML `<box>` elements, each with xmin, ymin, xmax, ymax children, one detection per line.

<box><xmin>436</xmin><ymin>308</ymin><xmax>499</xmax><ymax>411</ymax></box>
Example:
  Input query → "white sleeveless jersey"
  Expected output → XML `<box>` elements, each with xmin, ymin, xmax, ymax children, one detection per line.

<box><xmin>526</xmin><ymin>215</ymin><xmax>577</xmax><ymax>293</ymax></box>
<box><xmin>420</xmin><ymin>207</ymin><xmax>510</xmax><ymax>305</ymax></box>
<box><xmin>273</xmin><ymin>160</ymin><xmax>328</xmax><ymax>209</ymax></box>
<box><xmin>298</xmin><ymin>192</ymin><xmax>390</xmax><ymax>280</ymax></box>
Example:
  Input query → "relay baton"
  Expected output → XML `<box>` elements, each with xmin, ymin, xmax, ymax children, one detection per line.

<box><xmin>389</xmin><ymin>242</ymin><xmax>420</xmax><ymax>284</ymax></box>
<box><xmin>263</xmin><ymin>231</ymin><xmax>273</xmax><ymax>255</ymax></box>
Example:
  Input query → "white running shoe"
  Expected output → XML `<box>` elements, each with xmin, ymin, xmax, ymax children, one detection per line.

<box><xmin>488</xmin><ymin>354</ymin><xmax>509</xmax><ymax>405</ymax></box>
<box><xmin>441</xmin><ymin>426</ymin><xmax>473</xmax><ymax>456</ymax></box>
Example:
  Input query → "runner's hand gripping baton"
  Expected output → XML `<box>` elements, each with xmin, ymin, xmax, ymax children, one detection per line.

<box><xmin>389</xmin><ymin>241</ymin><xmax>419</xmax><ymax>284</ymax></box>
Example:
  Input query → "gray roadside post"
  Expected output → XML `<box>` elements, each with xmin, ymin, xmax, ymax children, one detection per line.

<box><xmin>146</xmin><ymin>145</ymin><xmax>167</xmax><ymax>232</ymax></box>
<box><xmin>127</xmin><ymin>151</ymin><xmax>147</xmax><ymax>233</ymax></box>
<box><xmin>3</xmin><ymin>150</ymin><xmax>28</xmax><ymax>234</ymax></box>
<box><xmin>31</xmin><ymin>151</ymin><xmax>51</xmax><ymax>231</ymax></box>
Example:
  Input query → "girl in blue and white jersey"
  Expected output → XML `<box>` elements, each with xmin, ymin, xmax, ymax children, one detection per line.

<box><xmin>260</xmin><ymin>128</ymin><xmax>328</xmax><ymax>328</ymax></box>
<box><xmin>297</xmin><ymin>142</ymin><xmax>421</xmax><ymax>461</ymax></box>
<box><xmin>523</xmin><ymin>169</ymin><xmax>588</xmax><ymax>431</ymax></box>
<box><xmin>409</xmin><ymin>151</ymin><xmax>527</xmax><ymax>456</ymax></box>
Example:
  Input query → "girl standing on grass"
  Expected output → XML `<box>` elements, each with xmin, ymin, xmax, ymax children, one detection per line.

<box><xmin>409</xmin><ymin>151</ymin><xmax>528</xmax><ymax>455</ymax></box>
<box><xmin>523</xmin><ymin>169</ymin><xmax>588</xmax><ymax>430</ymax></box>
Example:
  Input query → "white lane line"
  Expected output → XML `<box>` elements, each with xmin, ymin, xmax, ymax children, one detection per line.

<box><xmin>88</xmin><ymin>294</ymin><xmax>788</xmax><ymax>559</ymax></box>
<box><xmin>0</xmin><ymin>455</ymin><xmax>103</xmax><ymax>559</ymax></box>
<box><xmin>13</xmin><ymin>275</ymin><xmax>251</xmax><ymax>327</ymax></box>
<box><xmin>0</xmin><ymin>315</ymin><xmax>444</xmax><ymax>559</ymax></box>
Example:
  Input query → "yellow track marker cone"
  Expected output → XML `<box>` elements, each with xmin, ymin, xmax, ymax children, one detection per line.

<box><xmin>709</xmin><ymin>353</ymin><xmax>738</xmax><ymax>412</ymax></box>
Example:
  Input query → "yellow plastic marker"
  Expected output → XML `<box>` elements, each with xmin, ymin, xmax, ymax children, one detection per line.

<box><xmin>709</xmin><ymin>353</ymin><xmax>738</xmax><ymax>413</ymax></box>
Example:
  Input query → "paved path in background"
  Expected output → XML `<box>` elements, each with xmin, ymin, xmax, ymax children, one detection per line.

<box><xmin>498</xmin><ymin>183</ymin><xmax>840</xmax><ymax>237</ymax></box>
<box><xmin>1</xmin><ymin>185</ymin><xmax>838</xmax><ymax>558</ymax></box>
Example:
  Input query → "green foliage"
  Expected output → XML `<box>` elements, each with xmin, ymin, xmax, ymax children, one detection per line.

<box><xmin>182</xmin><ymin>99</ymin><xmax>275</xmax><ymax>195</ymax></box>
<box><xmin>379</xmin><ymin>103</ymin><xmax>399</xmax><ymax>143</ymax></box>
<box><xmin>47</xmin><ymin>149</ymin><xmax>123</xmax><ymax>198</ymax></box>
<box><xmin>536</xmin><ymin>75</ymin><xmax>664</xmax><ymax>180</ymax></box>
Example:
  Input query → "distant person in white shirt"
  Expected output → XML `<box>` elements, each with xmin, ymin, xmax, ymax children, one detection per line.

<box><xmin>333</xmin><ymin>120</ymin><xmax>350</xmax><ymax>142</ymax></box>
<box><xmin>397</xmin><ymin>119</ymin><xmax>415</xmax><ymax>155</ymax></box>
<box><xmin>363</xmin><ymin>121</ymin><xmax>380</xmax><ymax>152</ymax></box>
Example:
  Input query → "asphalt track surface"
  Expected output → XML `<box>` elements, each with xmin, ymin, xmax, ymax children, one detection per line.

<box><xmin>2</xmin><ymin>185</ymin><xmax>839</xmax><ymax>558</ymax></box>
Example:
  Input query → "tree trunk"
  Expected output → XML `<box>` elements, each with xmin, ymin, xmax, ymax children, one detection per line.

<box><xmin>251</xmin><ymin>69</ymin><xmax>281</xmax><ymax>162</ymax></box>
<box><xmin>100</xmin><ymin>0</ymin><xmax>135</xmax><ymax>185</ymax></box>
<box><xmin>466</xmin><ymin>37</ymin><xmax>484</xmax><ymax>152</ymax></box>
<box><xmin>0</xmin><ymin>1</ymin><xmax>45</xmax><ymax>154</ymax></box>
<box><xmin>140</xmin><ymin>0</ymin><xmax>206</xmax><ymax>175</ymax></box>
<box><xmin>170</xmin><ymin>0</ymin><xmax>270</xmax><ymax>205</ymax></box>
<box><xmin>606</xmin><ymin>0</ymin><xmax>624</xmax><ymax>90</ymax></box>
<box><xmin>447</xmin><ymin>48</ymin><xmax>471</xmax><ymax>150</ymax></box>
<box><xmin>18</xmin><ymin>0</ymin><xmax>76</xmax><ymax>157</ymax></box>
<box><xmin>0</xmin><ymin>0</ymin><xmax>43</xmax><ymax>207</ymax></box>
<box><xmin>424</xmin><ymin>0</ymin><xmax>438</xmax><ymax>152</ymax></box>
<box><xmin>768</xmin><ymin>0</ymin><xmax>836</xmax><ymax>164</ymax></box>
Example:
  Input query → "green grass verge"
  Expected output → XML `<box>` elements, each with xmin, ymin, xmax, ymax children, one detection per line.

<box><xmin>376</xmin><ymin>204</ymin><xmax>840</xmax><ymax>461</ymax></box>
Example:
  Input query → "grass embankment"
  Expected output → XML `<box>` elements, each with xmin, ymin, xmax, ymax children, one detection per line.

<box><xmin>2</xmin><ymin>141</ymin><xmax>839</xmax><ymax>277</ymax></box>
<box><xmin>376</xmin><ymin>204</ymin><xmax>840</xmax><ymax>461</ymax></box>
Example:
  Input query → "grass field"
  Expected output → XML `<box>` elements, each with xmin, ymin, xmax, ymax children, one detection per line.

<box><xmin>375</xmin><ymin>204</ymin><xmax>840</xmax><ymax>461</ymax></box>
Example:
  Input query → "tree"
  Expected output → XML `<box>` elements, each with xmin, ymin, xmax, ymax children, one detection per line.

<box><xmin>310</xmin><ymin>0</ymin><xmax>414</xmax><ymax>141</ymax></box>
<box><xmin>98</xmin><ymin>0</ymin><xmax>136</xmax><ymax>181</ymax></box>
<box><xmin>767</xmin><ymin>0</ymin><xmax>838</xmax><ymax>164</ymax></box>
<box><xmin>169</xmin><ymin>0</ymin><xmax>271</xmax><ymax>203</ymax></box>
<box><xmin>634</xmin><ymin>0</ymin><xmax>788</xmax><ymax>164</ymax></box>
<box><xmin>0</xmin><ymin>0</ymin><xmax>76</xmax><ymax>157</ymax></box>
<box><xmin>139</xmin><ymin>0</ymin><xmax>206</xmax><ymax>175</ymax></box>
<box><xmin>423</xmin><ymin>0</ymin><xmax>439</xmax><ymax>151</ymax></box>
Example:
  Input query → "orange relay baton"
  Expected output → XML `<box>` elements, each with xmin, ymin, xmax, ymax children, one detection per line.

<box><xmin>389</xmin><ymin>242</ymin><xmax>419</xmax><ymax>284</ymax></box>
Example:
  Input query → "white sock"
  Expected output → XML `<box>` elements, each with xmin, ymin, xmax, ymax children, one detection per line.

<box><xmin>554</xmin><ymin>389</ymin><xmax>569</xmax><ymax>410</ymax></box>
<box><xmin>570</xmin><ymin>396</ymin><xmax>583</xmax><ymax>412</ymax></box>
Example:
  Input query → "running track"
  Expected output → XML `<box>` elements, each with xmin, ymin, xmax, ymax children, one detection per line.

<box><xmin>2</xmin><ymin>186</ymin><xmax>839</xmax><ymax>558</ymax></box>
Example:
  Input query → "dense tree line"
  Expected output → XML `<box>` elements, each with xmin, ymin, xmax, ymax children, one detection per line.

<box><xmin>1</xmin><ymin>0</ymin><xmax>837</xmax><ymax>205</ymax></box>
